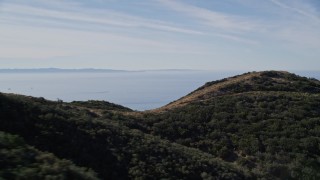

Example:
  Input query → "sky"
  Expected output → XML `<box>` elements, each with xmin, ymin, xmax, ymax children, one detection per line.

<box><xmin>0</xmin><ymin>0</ymin><xmax>319</xmax><ymax>71</ymax></box>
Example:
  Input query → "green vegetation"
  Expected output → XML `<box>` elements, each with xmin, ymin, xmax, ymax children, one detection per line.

<box><xmin>1</xmin><ymin>71</ymin><xmax>320</xmax><ymax>179</ymax></box>
<box><xmin>70</xmin><ymin>100</ymin><xmax>133</xmax><ymax>112</ymax></box>
<box><xmin>0</xmin><ymin>93</ymin><xmax>249</xmax><ymax>179</ymax></box>
<box><xmin>0</xmin><ymin>131</ymin><xmax>98</xmax><ymax>180</ymax></box>
<box><xmin>137</xmin><ymin>92</ymin><xmax>320</xmax><ymax>179</ymax></box>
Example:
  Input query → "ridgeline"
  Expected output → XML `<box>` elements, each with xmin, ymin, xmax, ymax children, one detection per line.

<box><xmin>1</xmin><ymin>71</ymin><xmax>320</xmax><ymax>179</ymax></box>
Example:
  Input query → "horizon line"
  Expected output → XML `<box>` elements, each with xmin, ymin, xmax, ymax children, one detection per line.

<box><xmin>0</xmin><ymin>68</ymin><xmax>319</xmax><ymax>72</ymax></box>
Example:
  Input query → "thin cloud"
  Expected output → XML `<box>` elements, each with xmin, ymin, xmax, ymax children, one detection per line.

<box><xmin>1</xmin><ymin>0</ymin><xmax>258</xmax><ymax>45</ymax></box>
<box><xmin>0</xmin><ymin>0</ymin><xmax>214</xmax><ymax>61</ymax></box>
<box><xmin>1</xmin><ymin>2</ymin><xmax>203</xmax><ymax>35</ymax></box>
<box><xmin>269</xmin><ymin>0</ymin><xmax>320</xmax><ymax>23</ymax></box>
<box><xmin>155</xmin><ymin>0</ymin><xmax>260</xmax><ymax>44</ymax></box>
<box><xmin>0</xmin><ymin>22</ymin><xmax>209</xmax><ymax>59</ymax></box>
<box><xmin>264</xmin><ymin>0</ymin><xmax>320</xmax><ymax>49</ymax></box>
<box><xmin>156</xmin><ymin>0</ymin><xmax>260</xmax><ymax>32</ymax></box>
<box><xmin>211</xmin><ymin>33</ymin><xmax>258</xmax><ymax>45</ymax></box>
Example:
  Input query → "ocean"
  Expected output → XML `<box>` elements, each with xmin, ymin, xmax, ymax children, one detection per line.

<box><xmin>0</xmin><ymin>70</ymin><xmax>319</xmax><ymax>111</ymax></box>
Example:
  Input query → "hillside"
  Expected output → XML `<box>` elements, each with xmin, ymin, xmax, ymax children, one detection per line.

<box><xmin>0</xmin><ymin>131</ymin><xmax>99</xmax><ymax>179</ymax></box>
<box><xmin>1</xmin><ymin>71</ymin><xmax>320</xmax><ymax>179</ymax></box>
<box><xmin>154</xmin><ymin>71</ymin><xmax>320</xmax><ymax>112</ymax></box>
<box><xmin>0</xmin><ymin>92</ymin><xmax>251</xmax><ymax>179</ymax></box>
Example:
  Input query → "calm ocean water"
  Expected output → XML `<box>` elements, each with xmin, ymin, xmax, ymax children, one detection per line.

<box><xmin>0</xmin><ymin>70</ymin><xmax>319</xmax><ymax>111</ymax></box>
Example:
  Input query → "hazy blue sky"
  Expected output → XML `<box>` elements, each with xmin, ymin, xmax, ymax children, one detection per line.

<box><xmin>0</xmin><ymin>0</ymin><xmax>319</xmax><ymax>70</ymax></box>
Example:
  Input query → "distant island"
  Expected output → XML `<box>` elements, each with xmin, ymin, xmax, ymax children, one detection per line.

<box><xmin>0</xmin><ymin>68</ymin><xmax>130</xmax><ymax>73</ymax></box>
<box><xmin>0</xmin><ymin>68</ymin><xmax>201</xmax><ymax>73</ymax></box>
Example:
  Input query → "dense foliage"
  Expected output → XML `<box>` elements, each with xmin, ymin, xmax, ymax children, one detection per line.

<box><xmin>120</xmin><ymin>71</ymin><xmax>320</xmax><ymax>179</ymax></box>
<box><xmin>1</xmin><ymin>71</ymin><xmax>320</xmax><ymax>179</ymax></box>
<box><xmin>135</xmin><ymin>92</ymin><xmax>320</xmax><ymax>179</ymax></box>
<box><xmin>0</xmin><ymin>93</ymin><xmax>249</xmax><ymax>179</ymax></box>
<box><xmin>0</xmin><ymin>131</ymin><xmax>98</xmax><ymax>180</ymax></box>
<box><xmin>70</xmin><ymin>100</ymin><xmax>133</xmax><ymax>112</ymax></box>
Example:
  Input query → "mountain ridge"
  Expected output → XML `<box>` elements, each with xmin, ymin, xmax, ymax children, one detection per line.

<box><xmin>151</xmin><ymin>70</ymin><xmax>320</xmax><ymax>112</ymax></box>
<box><xmin>1</xmin><ymin>70</ymin><xmax>320</xmax><ymax>179</ymax></box>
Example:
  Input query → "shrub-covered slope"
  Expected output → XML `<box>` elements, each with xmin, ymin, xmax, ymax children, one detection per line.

<box><xmin>126</xmin><ymin>71</ymin><xmax>320</xmax><ymax>179</ymax></box>
<box><xmin>0</xmin><ymin>93</ymin><xmax>250</xmax><ymax>179</ymax></box>
<box><xmin>0</xmin><ymin>131</ymin><xmax>98</xmax><ymax>180</ymax></box>
<box><xmin>155</xmin><ymin>71</ymin><xmax>320</xmax><ymax>111</ymax></box>
<box><xmin>1</xmin><ymin>71</ymin><xmax>320</xmax><ymax>179</ymax></box>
